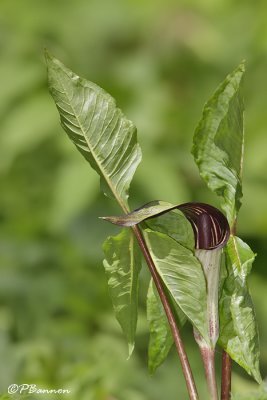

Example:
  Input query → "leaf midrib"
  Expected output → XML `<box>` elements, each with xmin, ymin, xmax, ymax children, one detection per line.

<box><xmin>57</xmin><ymin>71</ymin><xmax>129</xmax><ymax>214</ymax></box>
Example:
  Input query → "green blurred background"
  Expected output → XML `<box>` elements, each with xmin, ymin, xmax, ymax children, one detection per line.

<box><xmin>1</xmin><ymin>0</ymin><xmax>267</xmax><ymax>399</ymax></box>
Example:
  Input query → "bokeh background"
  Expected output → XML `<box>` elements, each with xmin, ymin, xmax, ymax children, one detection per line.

<box><xmin>1</xmin><ymin>0</ymin><xmax>267</xmax><ymax>399</ymax></box>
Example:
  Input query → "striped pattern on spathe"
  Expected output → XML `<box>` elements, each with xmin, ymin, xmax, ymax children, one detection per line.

<box><xmin>178</xmin><ymin>203</ymin><xmax>230</xmax><ymax>250</ymax></box>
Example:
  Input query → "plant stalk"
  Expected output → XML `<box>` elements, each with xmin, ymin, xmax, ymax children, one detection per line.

<box><xmin>132</xmin><ymin>225</ymin><xmax>199</xmax><ymax>400</ymax></box>
<box><xmin>221</xmin><ymin>349</ymin><xmax>232</xmax><ymax>399</ymax></box>
<box><xmin>199</xmin><ymin>346</ymin><xmax>218</xmax><ymax>400</ymax></box>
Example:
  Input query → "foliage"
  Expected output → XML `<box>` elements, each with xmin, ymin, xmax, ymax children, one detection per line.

<box><xmin>147</xmin><ymin>280</ymin><xmax>173</xmax><ymax>374</ymax></box>
<box><xmin>192</xmin><ymin>62</ymin><xmax>245</xmax><ymax>227</ymax></box>
<box><xmin>47</xmin><ymin>50</ymin><xmax>262</xmax><ymax>397</ymax></box>
<box><xmin>193</xmin><ymin>63</ymin><xmax>261</xmax><ymax>382</ymax></box>
<box><xmin>103</xmin><ymin>229</ymin><xmax>141</xmax><ymax>356</ymax></box>
<box><xmin>1</xmin><ymin>0</ymin><xmax>267</xmax><ymax>399</ymax></box>
<box><xmin>46</xmin><ymin>52</ymin><xmax>141</xmax><ymax>211</ymax></box>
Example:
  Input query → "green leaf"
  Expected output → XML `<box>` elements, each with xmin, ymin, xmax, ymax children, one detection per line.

<box><xmin>46</xmin><ymin>52</ymin><xmax>142</xmax><ymax>212</ymax></box>
<box><xmin>144</xmin><ymin>229</ymin><xmax>210</xmax><ymax>344</ymax></box>
<box><xmin>147</xmin><ymin>279</ymin><xmax>173</xmax><ymax>374</ymax></box>
<box><xmin>219</xmin><ymin>235</ymin><xmax>261</xmax><ymax>383</ymax></box>
<box><xmin>192</xmin><ymin>62</ymin><xmax>245</xmax><ymax>227</ymax></box>
<box><xmin>147</xmin><ymin>279</ymin><xmax>187</xmax><ymax>374</ymax></box>
<box><xmin>143</xmin><ymin>209</ymin><xmax>193</xmax><ymax>371</ymax></box>
<box><xmin>145</xmin><ymin>209</ymin><xmax>195</xmax><ymax>251</ymax></box>
<box><xmin>103</xmin><ymin>228</ymin><xmax>142</xmax><ymax>356</ymax></box>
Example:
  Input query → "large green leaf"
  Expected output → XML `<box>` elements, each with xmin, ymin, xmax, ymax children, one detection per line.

<box><xmin>46</xmin><ymin>52</ymin><xmax>141</xmax><ymax>212</ymax></box>
<box><xmin>144</xmin><ymin>209</ymin><xmax>193</xmax><ymax>373</ymax></box>
<box><xmin>219</xmin><ymin>235</ymin><xmax>261</xmax><ymax>383</ymax></box>
<box><xmin>192</xmin><ymin>63</ymin><xmax>261</xmax><ymax>380</ymax></box>
<box><xmin>147</xmin><ymin>279</ymin><xmax>173</xmax><ymax>374</ymax></box>
<box><xmin>144</xmin><ymin>229</ymin><xmax>210</xmax><ymax>344</ymax></box>
<box><xmin>103</xmin><ymin>228</ymin><xmax>141</xmax><ymax>356</ymax></box>
<box><xmin>143</xmin><ymin>210</ymin><xmax>193</xmax><ymax>372</ymax></box>
<box><xmin>147</xmin><ymin>278</ymin><xmax>187</xmax><ymax>374</ymax></box>
<box><xmin>192</xmin><ymin>62</ymin><xmax>245</xmax><ymax>227</ymax></box>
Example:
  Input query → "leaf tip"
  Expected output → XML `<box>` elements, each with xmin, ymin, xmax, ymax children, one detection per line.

<box><xmin>99</xmin><ymin>216</ymin><xmax>118</xmax><ymax>225</ymax></box>
<box><xmin>127</xmin><ymin>342</ymin><xmax>135</xmax><ymax>359</ymax></box>
<box><xmin>44</xmin><ymin>48</ymin><xmax>54</xmax><ymax>65</ymax></box>
<box><xmin>100</xmin><ymin>215</ymin><xmax>133</xmax><ymax>226</ymax></box>
<box><xmin>148</xmin><ymin>364</ymin><xmax>156</xmax><ymax>376</ymax></box>
<box><xmin>237</xmin><ymin>59</ymin><xmax>246</xmax><ymax>74</ymax></box>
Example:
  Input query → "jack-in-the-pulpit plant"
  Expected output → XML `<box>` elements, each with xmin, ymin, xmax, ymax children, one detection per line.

<box><xmin>46</xmin><ymin>51</ymin><xmax>261</xmax><ymax>400</ymax></box>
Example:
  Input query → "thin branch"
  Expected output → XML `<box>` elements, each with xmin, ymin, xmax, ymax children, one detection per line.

<box><xmin>132</xmin><ymin>225</ymin><xmax>199</xmax><ymax>400</ymax></box>
<box><xmin>221</xmin><ymin>351</ymin><xmax>232</xmax><ymax>400</ymax></box>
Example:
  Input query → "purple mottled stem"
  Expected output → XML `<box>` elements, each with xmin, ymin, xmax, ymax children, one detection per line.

<box><xmin>221</xmin><ymin>351</ymin><xmax>232</xmax><ymax>400</ymax></box>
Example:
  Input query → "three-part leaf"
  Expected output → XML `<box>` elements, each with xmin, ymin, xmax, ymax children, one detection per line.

<box><xmin>46</xmin><ymin>52</ymin><xmax>142</xmax><ymax>212</ymax></box>
<box><xmin>192</xmin><ymin>62</ymin><xmax>244</xmax><ymax>227</ymax></box>
<box><xmin>103</xmin><ymin>229</ymin><xmax>141</xmax><ymax>356</ymax></box>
